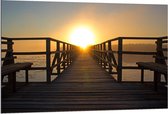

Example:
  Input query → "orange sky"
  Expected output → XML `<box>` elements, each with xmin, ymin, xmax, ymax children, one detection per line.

<box><xmin>2</xmin><ymin>1</ymin><xmax>167</xmax><ymax>44</ymax></box>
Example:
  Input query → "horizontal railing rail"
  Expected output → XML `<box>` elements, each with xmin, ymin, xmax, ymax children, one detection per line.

<box><xmin>91</xmin><ymin>36</ymin><xmax>167</xmax><ymax>82</ymax></box>
<box><xmin>1</xmin><ymin>37</ymin><xmax>79</xmax><ymax>83</ymax></box>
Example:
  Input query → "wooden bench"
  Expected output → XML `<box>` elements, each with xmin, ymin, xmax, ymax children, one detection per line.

<box><xmin>1</xmin><ymin>38</ymin><xmax>33</xmax><ymax>92</ymax></box>
<box><xmin>136</xmin><ymin>62</ymin><xmax>167</xmax><ymax>75</ymax></box>
<box><xmin>2</xmin><ymin>62</ymin><xmax>33</xmax><ymax>92</ymax></box>
<box><xmin>136</xmin><ymin>38</ymin><xmax>167</xmax><ymax>91</ymax></box>
<box><xmin>136</xmin><ymin>62</ymin><xmax>167</xmax><ymax>91</ymax></box>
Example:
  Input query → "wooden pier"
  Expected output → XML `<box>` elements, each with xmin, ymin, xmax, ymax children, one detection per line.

<box><xmin>1</xmin><ymin>52</ymin><xmax>167</xmax><ymax>112</ymax></box>
<box><xmin>1</xmin><ymin>36</ymin><xmax>167</xmax><ymax>113</ymax></box>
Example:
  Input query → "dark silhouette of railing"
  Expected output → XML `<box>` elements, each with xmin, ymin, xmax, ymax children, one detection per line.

<box><xmin>1</xmin><ymin>36</ymin><xmax>167</xmax><ymax>83</ymax></box>
<box><xmin>91</xmin><ymin>36</ymin><xmax>167</xmax><ymax>82</ymax></box>
<box><xmin>1</xmin><ymin>37</ymin><xmax>79</xmax><ymax>83</ymax></box>
<box><xmin>1</xmin><ymin>36</ymin><xmax>167</xmax><ymax>112</ymax></box>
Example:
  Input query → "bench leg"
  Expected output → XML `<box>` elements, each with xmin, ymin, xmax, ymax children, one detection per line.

<box><xmin>8</xmin><ymin>72</ymin><xmax>16</xmax><ymax>92</ymax></box>
<box><xmin>13</xmin><ymin>72</ymin><xmax>16</xmax><ymax>92</ymax></box>
<box><xmin>164</xmin><ymin>74</ymin><xmax>167</xmax><ymax>84</ymax></box>
<box><xmin>154</xmin><ymin>71</ymin><xmax>159</xmax><ymax>91</ymax></box>
<box><xmin>25</xmin><ymin>69</ymin><xmax>29</xmax><ymax>83</ymax></box>
<box><xmin>141</xmin><ymin>69</ymin><xmax>144</xmax><ymax>83</ymax></box>
<box><xmin>158</xmin><ymin>73</ymin><xmax>161</xmax><ymax>83</ymax></box>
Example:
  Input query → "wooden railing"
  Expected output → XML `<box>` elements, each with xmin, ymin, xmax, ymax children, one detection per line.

<box><xmin>1</xmin><ymin>37</ymin><xmax>15</xmax><ymax>66</ymax></box>
<box><xmin>91</xmin><ymin>36</ymin><xmax>167</xmax><ymax>82</ymax></box>
<box><xmin>155</xmin><ymin>37</ymin><xmax>168</xmax><ymax>82</ymax></box>
<box><xmin>1</xmin><ymin>37</ymin><xmax>79</xmax><ymax>83</ymax></box>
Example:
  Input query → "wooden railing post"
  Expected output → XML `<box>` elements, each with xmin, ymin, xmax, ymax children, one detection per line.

<box><xmin>95</xmin><ymin>45</ymin><xmax>98</xmax><ymax>62</ymax></box>
<box><xmin>156</xmin><ymin>38</ymin><xmax>164</xmax><ymax>64</ymax></box>
<box><xmin>91</xmin><ymin>45</ymin><xmax>95</xmax><ymax>58</ymax></box>
<box><xmin>100</xmin><ymin>44</ymin><xmax>103</xmax><ymax>67</ymax></box>
<box><xmin>103</xmin><ymin>43</ymin><xmax>106</xmax><ymax>69</ymax></box>
<box><xmin>71</xmin><ymin>45</ymin><xmax>75</xmax><ymax>61</ymax></box>
<box><xmin>97</xmin><ymin>45</ymin><xmax>99</xmax><ymax>62</ymax></box>
<box><xmin>57</xmin><ymin>41</ymin><xmax>60</xmax><ymax>74</ymax></box>
<box><xmin>118</xmin><ymin>38</ymin><xmax>123</xmax><ymax>82</ymax></box>
<box><xmin>95</xmin><ymin>45</ymin><xmax>98</xmax><ymax>61</ymax></box>
<box><xmin>98</xmin><ymin>44</ymin><xmax>100</xmax><ymax>64</ymax></box>
<box><xmin>63</xmin><ymin>43</ymin><xmax>66</xmax><ymax>69</ymax></box>
<box><xmin>108</xmin><ymin>41</ymin><xmax>112</xmax><ymax>74</ymax></box>
<box><xmin>46</xmin><ymin>38</ymin><xmax>51</xmax><ymax>83</ymax></box>
<box><xmin>3</xmin><ymin>39</ymin><xmax>14</xmax><ymax>66</ymax></box>
<box><xmin>67</xmin><ymin>44</ymin><xmax>70</xmax><ymax>66</ymax></box>
<box><xmin>70</xmin><ymin>45</ymin><xmax>72</xmax><ymax>63</ymax></box>
<box><xmin>155</xmin><ymin>38</ymin><xmax>164</xmax><ymax>83</ymax></box>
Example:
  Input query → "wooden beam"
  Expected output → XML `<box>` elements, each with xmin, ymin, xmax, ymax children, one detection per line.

<box><xmin>3</xmin><ymin>39</ymin><xmax>14</xmax><ymax>66</ymax></box>
<box><xmin>1</xmin><ymin>41</ymin><xmax>13</xmax><ymax>44</ymax></box>
<box><xmin>121</xmin><ymin>37</ymin><xmax>159</xmax><ymax>40</ymax></box>
<box><xmin>57</xmin><ymin>42</ymin><xmax>60</xmax><ymax>75</ymax></box>
<box><xmin>108</xmin><ymin>41</ymin><xmax>112</xmax><ymax>74</ymax></box>
<box><xmin>29</xmin><ymin>67</ymin><xmax>46</xmax><ymax>70</ymax></box>
<box><xmin>122</xmin><ymin>51</ymin><xmax>156</xmax><ymax>55</ymax></box>
<box><xmin>1</xmin><ymin>49</ymin><xmax>13</xmax><ymax>52</ymax></box>
<box><xmin>63</xmin><ymin>43</ymin><xmax>66</xmax><ymax>69</ymax></box>
<box><xmin>67</xmin><ymin>44</ymin><xmax>70</xmax><ymax>66</ymax></box>
<box><xmin>25</xmin><ymin>69</ymin><xmax>29</xmax><ymax>83</ymax></box>
<box><xmin>94</xmin><ymin>54</ymin><xmax>117</xmax><ymax>68</ymax></box>
<box><xmin>122</xmin><ymin>66</ymin><xmax>141</xmax><ymax>69</ymax></box>
<box><xmin>46</xmin><ymin>38</ymin><xmax>51</xmax><ymax>83</ymax></box>
<box><xmin>118</xmin><ymin>38</ymin><xmax>123</xmax><ymax>82</ymax></box>
<box><xmin>8</xmin><ymin>37</ymin><xmax>48</xmax><ymax>40</ymax></box>
<box><xmin>13</xmin><ymin>52</ymin><xmax>46</xmax><ymax>55</ymax></box>
<box><xmin>141</xmin><ymin>69</ymin><xmax>144</xmax><ymax>83</ymax></box>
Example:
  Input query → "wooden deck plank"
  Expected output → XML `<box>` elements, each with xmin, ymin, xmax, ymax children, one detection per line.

<box><xmin>1</xmin><ymin>52</ymin><xmax>167</xmax><ymax>113</ymax></box>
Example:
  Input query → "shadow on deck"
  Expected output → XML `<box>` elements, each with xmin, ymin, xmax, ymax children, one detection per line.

<box><xmin>1</xmin><ymin>52</ymin><xmax>167</xmax><ymax>112</ymax></box>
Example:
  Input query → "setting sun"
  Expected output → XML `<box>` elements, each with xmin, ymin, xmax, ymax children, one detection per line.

<box><xmin>70</xmin><ymin>27</ymin><xmax>95</xmax><ymax>49</ymax></box>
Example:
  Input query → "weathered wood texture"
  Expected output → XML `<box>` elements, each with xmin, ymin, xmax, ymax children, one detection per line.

<box><xmin>1</xmin><ymin>52</ymin><xmax>167</xmax><ymax>113</ymax></box>
<box><xmin>136</xmin><ymin>38</ymin><xmax>167</xmax><ymax>91</ymax></box>
<box><xmin>92</xmin><ymin>37</ymin><xmax>167</xmax><ymax>83</ymax></box>
<box><xmin>136</xmin><ymin>62</ymin><xmax>167</xmax><ymax>75</ymax></box>
<box><xmin>1</xmin><ymin>37</ymin><xmax>78</xmax><ymax>83</ymax></box>
<box><xmin>1</xmin><ymin>63</ymin><xmax>33</xmax><ymax>76</ymax></box>
<box><xmin>1</xmin><ymin>62</ymin><xmax>33</xmax><ymax>92</ymax></box>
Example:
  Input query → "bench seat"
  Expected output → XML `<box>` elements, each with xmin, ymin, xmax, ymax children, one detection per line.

<box><xmin>136</xmin><ymin>62</ymin><xmax>167</xmax><ymax>91</ymax></box>
<box><xmin>1</xmin><ymin>62</ymin><xmax>33</xmax><ymax>92</ymax></box>
<box><xmin>136</xmin><ymin>62</ymin><xmax>167</xmax><ymax>75</ymax></box>
<box><xmin>2</xmin><ymin>62</ymin><xmax>33</xmax><ymax>76</ymax></box>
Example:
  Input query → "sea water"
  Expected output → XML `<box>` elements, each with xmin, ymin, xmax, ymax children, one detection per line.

<box><xmin>2</xmin><ymin>43</ymin><xmax>166</xmax><ymax>82</ymax></box>
<box><xmin>2</xmin><ymin>54</ymin><xmax>166</xmax><ymax>82</ymax></box>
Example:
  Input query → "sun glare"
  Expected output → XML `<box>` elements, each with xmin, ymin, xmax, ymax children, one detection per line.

<box><xmin>70</xmin><ymin>27</ymin><xmax>95</xmax><ymax>49</ymax></box>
